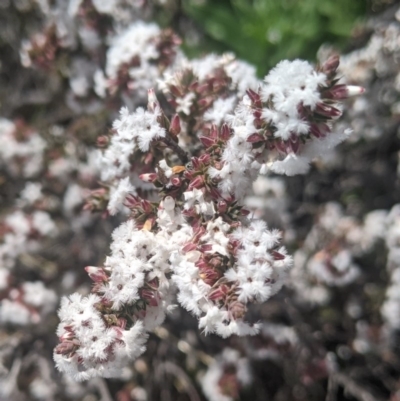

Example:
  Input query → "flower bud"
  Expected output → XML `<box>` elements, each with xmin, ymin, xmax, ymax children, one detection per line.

<box><xmin>321</xmin><ymin>55</ymin><xmax>340</xmax><ymax>77</ymax></box>
<box><xmin>139</xmin><ymin>173</ymin><xmax>157</xmax><ymax>182</ymax></box>
<box><xmin>85</xmin><ymin>266</ymin><xmax>108</xmax><ymax>282</ymax></box>
<box><xmin>147</xmin><ymin>88</ymin><xmax>159</xmax><ymax>112</ymax></box>
<box><xmin>218</xmin><ymin>200</ymin><xmax>228</xmax><ymax>213</ymax></box>
<box><xmin>169</xmin><ymin>114</ymin><xmax>181</xmax><ymax>136</ymax></box>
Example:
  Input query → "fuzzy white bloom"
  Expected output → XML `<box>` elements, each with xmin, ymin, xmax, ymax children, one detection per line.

<box><xmin>99</xmin><ymin>107</ymin><xmax>165</xmax><ymax>181</ymax></box>
<box><xmin>19</xmin><ymin>182</ymin><xmax>43</xmax><ymax>204</ymax></box>
<box><xmin>204</xmin><ymin>97</ymin><xmax>236</xmax><ymax>126</ymax></box>
<box><xmin>22</xmin><ymin>281</ymin><xmax>57</xmax><ymax>312</ymax></box>
<box><xmin>108</xmin><ymin>177</ymin><xmax>136</xmax><ymax>215</ymax></box>
<box><xmin>55</xmin><ymin>293</ymin><xmax>148</xmax><ymax>381</ymax></box>
<box><xmin>172</xmin><ymin>219</ymin><xmax>292</xmax><ymax>338</ymax></box>
<box><xmin>32</xmin><ymin>211</ymin><xmax>57</xmax><ymax>236</ymax></box>
<box><xmin>261</xmin><ymin>59</ymin><xmax>326</xmax><ymax>117</ymax></box>
<box><xmin>0</xmin><ymin>118</ymin><xmax>46</xmax><ymax>177</ymax></box>
<box><xmin>0</xmin><ymin>299</ymin><xmax>32</xmax><ymax>325</ymax></box>
<box><xmin>307</xmin><ymin>249</ymin><xmax>360</xmax><ymax>287</ymax></box>
<box><xmin>201</xmin><ymin>348</ymin><xmax>251</xmax><ymax>401</ymax></box>
<box><xmin>106</xmin><ymin>22</ymin><xmax>160</xmax><ymax>81</ymax></box>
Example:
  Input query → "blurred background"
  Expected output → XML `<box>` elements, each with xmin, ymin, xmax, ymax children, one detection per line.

<box><xmin>155</xmin><ymin>0</ymin><xmax>398</xmax><ymax>74</ymax></box>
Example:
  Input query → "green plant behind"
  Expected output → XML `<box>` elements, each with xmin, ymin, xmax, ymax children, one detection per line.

<box><xmin>183</xmin><ymin>0</ymin><xmax>367</xmax><ymax>75</ymax></box>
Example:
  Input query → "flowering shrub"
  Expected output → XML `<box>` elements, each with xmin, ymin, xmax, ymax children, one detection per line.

<box><xmin>40</xmin><ymin>9</ymin><xmax>363</xmax><ymax>380</ymax></box>
<box><xmin>1</xmin><ymin>1</ymin><xmax>400</xmax><ymax>401</ymax></box>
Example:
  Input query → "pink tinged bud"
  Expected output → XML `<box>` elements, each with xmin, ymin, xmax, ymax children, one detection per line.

<box><xmin>169</xmin><ymin>85</ymin><xmax>182</xmax><ymax>97</ymax></box>
<box><xmin>182</xmin><ymin>242</ymin><xmax>197</xmax><ymax>252</ymax></box>
<box><xmin>169</xmin><ymin>114</ymin><xmax>181</xmax><ymax>136</ymax></box>
<box><xmin>147</xmin><ymin>88</ymin><xmax>159</xmax><ymax>112</ymax></box>
<box><xmin>247</xmin><ymin>133</ymin><xmax>264</xmax><ymax>143</ymax></box>
<box><xmin>240</xmin><ymin>208</ymin><xmax>250</xmax><ymax>216</ymax></box>
<box><xmin>191</xmin><ymin>157</ymin><xmax>201</xmax><ymax>170</ymax></box>
<box><xmin>199</xmin><ymin>244</ymin><xmax>213</xmax><ymax>252</ymax></box>
<box><xmin>209</xmin><ymin>187</ymin><xmax>221</xmax><ymax>199</ymax></box>
<box><xmin>189</xmin><ymin>81</ymin><xmax>199</xmax><ymax>91</ymax></box>
<box><xmin>199</xmin><ymin>136</ymin><xmax>215</xmax><ymax>148</ymax></box>
<box><xmin>309</xmin><ymin>123</ymin><xmax>330</xmax><ymax>138</ymax></box>
<box><xmin>200</xmin><ymin>270</ymin><xmax>220</xmax><ymax>285</ymax></box>
<box><xmin>289</xmin><ymin>135</ymin><xmax>300</xmax><ymax>153</ymax></box>
<box><xmin>208</xmin><ymin>284</ymin><xmax>229</xmax><ymax>301</ymax></box>
<box><xmin>253</xmin><ymin>109</ymin><xmax>262</xmax><ymax>120</ymax></box>
<box><xmin>139</xmin><ymin>173</ymin><xmax>157</xmax><ymax>183</ymax></box>
<box><xmin>96</xmin><ymin>135</ymin><xmax>109</xmax><ymax>147</ymax></box>
<box><xmin>196</xmin><ymin>259</ymin><xmax>208</xmax><ymax>269</ymax></box>
<box><xmin>210</xmin><ymin>124</ymin><xmax>218</xmax><ymax>138</ymax></box>
<box><xmin>188</xmin><ymin>175</ymin><xmax>205</xmax><ymax>190</ymax></box>
<box><xmin>321</xmin><ymin>55</ymin><xmax>340</xmax><ymax>76</ymax></box>
<box><xmin>60</xmin><ymin>330</ymin><xmax>75</xmax><ymax>342</ymax></box>
<box><xmin>315</xmin><ymin>103</ymin><xmax>341</xmax><ymax>118</ymax></box>
<box><xmin>275</xmin><ymin>139</ymin><xmax>287</xmax><ymax>154</ymax></box>
<box><xmin>63</xmin><ymin>325</ymin><xmax>74</xmax><ymax>333</ymax></box>
<box><xmin>198</xmin><ymin>97</ymin><xmax>213</xmax><ymax>108</ymax></box>
<box><xmin>272</xmin><ymin>250</ymin><xmax>285</xmax><ymax>261</ymax></box>
<box><xmin>220</xmin><ymin>124</ymin><xmax>231</xmax><ymax>141</ymax></box>
<box><xmin>141</xmin><ymin>289</ymin><xmax>158</xmax><ymax>306</ymax></box>
<box><xmin>218</xmin><ymin>200</ymin><xmax>228</xmax><ymax>213</ymax></box>
<box><xmin>229</xmin><ymin>301</ymin><xmax>246</xmax><ymax>320</ymax></box>
<box><xmin>196</xmin><ymin>83</ymin><xmax>209</xmax><ymax>94</ymax></box>
<box><xmin>346</xmin><ymin>85</ymin><xmax>365</xmax><ymax>97</ymax></box>
<box><xmin>246</xmin><ymin>88</ymin><xmax>260</xmax><ymax>104</ymax></box>
<box><xmin>324</xmin><ymin>84</ymin><xmax>365</xmax><ymax>100</ymax></box>
<box><xmin>170</xmin><ymin>177</ymin><xmax>182</xmax><ymax>187</ymax></box>
<box><xmin>199</xmin><ymin>153</ymin><xmax>211</xmax><ymax>164</ymax></box>
<box><xmin>117</xmin><ymin>318</ymin><xmax>127</xmax><ymax>330</ymax></box>
<box><xmin>85</xmin><ymin>266</ymin><xmax>108</xmax><ymax>282</ymax></box>
<box><xmin>55</xmin><ymin>340</ymin><xmax>77</xmax><ymax>355</ymax></box>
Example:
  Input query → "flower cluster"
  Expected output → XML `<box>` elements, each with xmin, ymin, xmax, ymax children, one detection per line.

<box><xmin>54</xmin><ymin>41</ymin><xmax>363</xmax><ymax>378</ymax></box>
<box><xmin>7</xmin><ymin>1</ymin><xmax>400</xmax><ymax>400</ymax></box>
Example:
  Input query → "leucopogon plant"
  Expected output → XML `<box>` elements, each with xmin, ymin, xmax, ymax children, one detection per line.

<box><xmin>52</xmin><ymin>24</ymin><xmax>364</xmax><ymax>379</ymax></box>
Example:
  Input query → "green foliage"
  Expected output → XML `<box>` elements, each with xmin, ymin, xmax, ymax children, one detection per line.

<box><xmin>183</xmin><ymin>0</ymin><xmax>368</xmax><ymax>75</ymax></box>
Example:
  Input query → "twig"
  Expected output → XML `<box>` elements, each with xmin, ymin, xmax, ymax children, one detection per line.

<box><xmin>161</xmin><ymin>135</ymin><xmax>189</xmax><ymax>164</ymax></box>
<box><xmin>329</xmin><ymin>372</ymin><xmax>385</xmax><ymax>401</ymax></box>
<box><xmin>326</xmin><ymin>375</ymin><xmax>338</xmax><ymax>401</ymax></box>
<box><xmin>156</xmin><ymin>361</ymin><xmax>201</xmax><ymax>401</ymax></box>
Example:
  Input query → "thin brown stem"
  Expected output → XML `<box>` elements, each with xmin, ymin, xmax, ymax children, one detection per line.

<box><xmin>161</xmin><ymin>135</ymin><xmax>189</xmax><ymax>164</ymax></box>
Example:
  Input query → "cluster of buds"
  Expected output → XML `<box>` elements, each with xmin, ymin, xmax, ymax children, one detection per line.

<box><xmin>96</xmin><ymin>22</ymin><xmax>181</xmax><ymax>98</ymax></box>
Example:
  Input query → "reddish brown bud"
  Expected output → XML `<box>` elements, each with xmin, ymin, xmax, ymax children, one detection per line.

<box><xmin>85</xmin><ymin>266</ymin><xmax>108</xmax><ymax>282</ymax></box>
<box><xmin>220</xmin><ymin>124</ymin><xmax>231</xmax><ymax>141</ymax></box>
<box><xmin>139</xmin><ymin>173</ymin><xmax>157</xmax><ymax>183</ymax></box>
<box><xmin>218</xmin><ymin>200</ymin><xmax>228</xmax><ymax>214</ymax></box>
<box><xmin>315</xmin><ymin>103</ymin><xmax>341</xmax><ymax>118</ymax></box>
<box><xmin>229</xmin><ymin>301</ymin><xmax>246</xmax><ymax>320</ymax></box>
<box><xmin>96</xmin><ymin>135</ymin><xmax>109</xmax><ymax>148</ymax></box>
<box><xmin>321</xmin><ymin>55</ymin><xmax>340</xmax><ymax>77</ymax></box>
<box><xmin>200</xmin><ymin>136</ymin><xmax>215</xmax><ymax>148</ymax></box>
<box><xmin>147</xmin><ymin>88</ymin><xmax>160</xmax><ymax>112</ymax></box>
<box><xmin>169</xmin><ymin>114</ymin><xmax>181</xmax><ymax>136</ymax></box>
<box><xmin>170</xmin><ymin>177</ymin><xmax>182</xmax><ymax>187</ymax></box>
<box><xmin>199</xmin><ymin>153</ymin><xmax>211</xmax><ymax>164</ymax></box>
<box><xmin>188</xmin><ymin>175</ymin><xmax>205</xmax><ymax>190</ymax></box>
<box><xmin>272</xmin><ymin>250</ymin><xmax>286</xmax><ymax>261</ymax></box>
<box><xmin>247</xmin><ymin>133</ymin><xmax>264</xmax><ymax>143</ymax></box>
